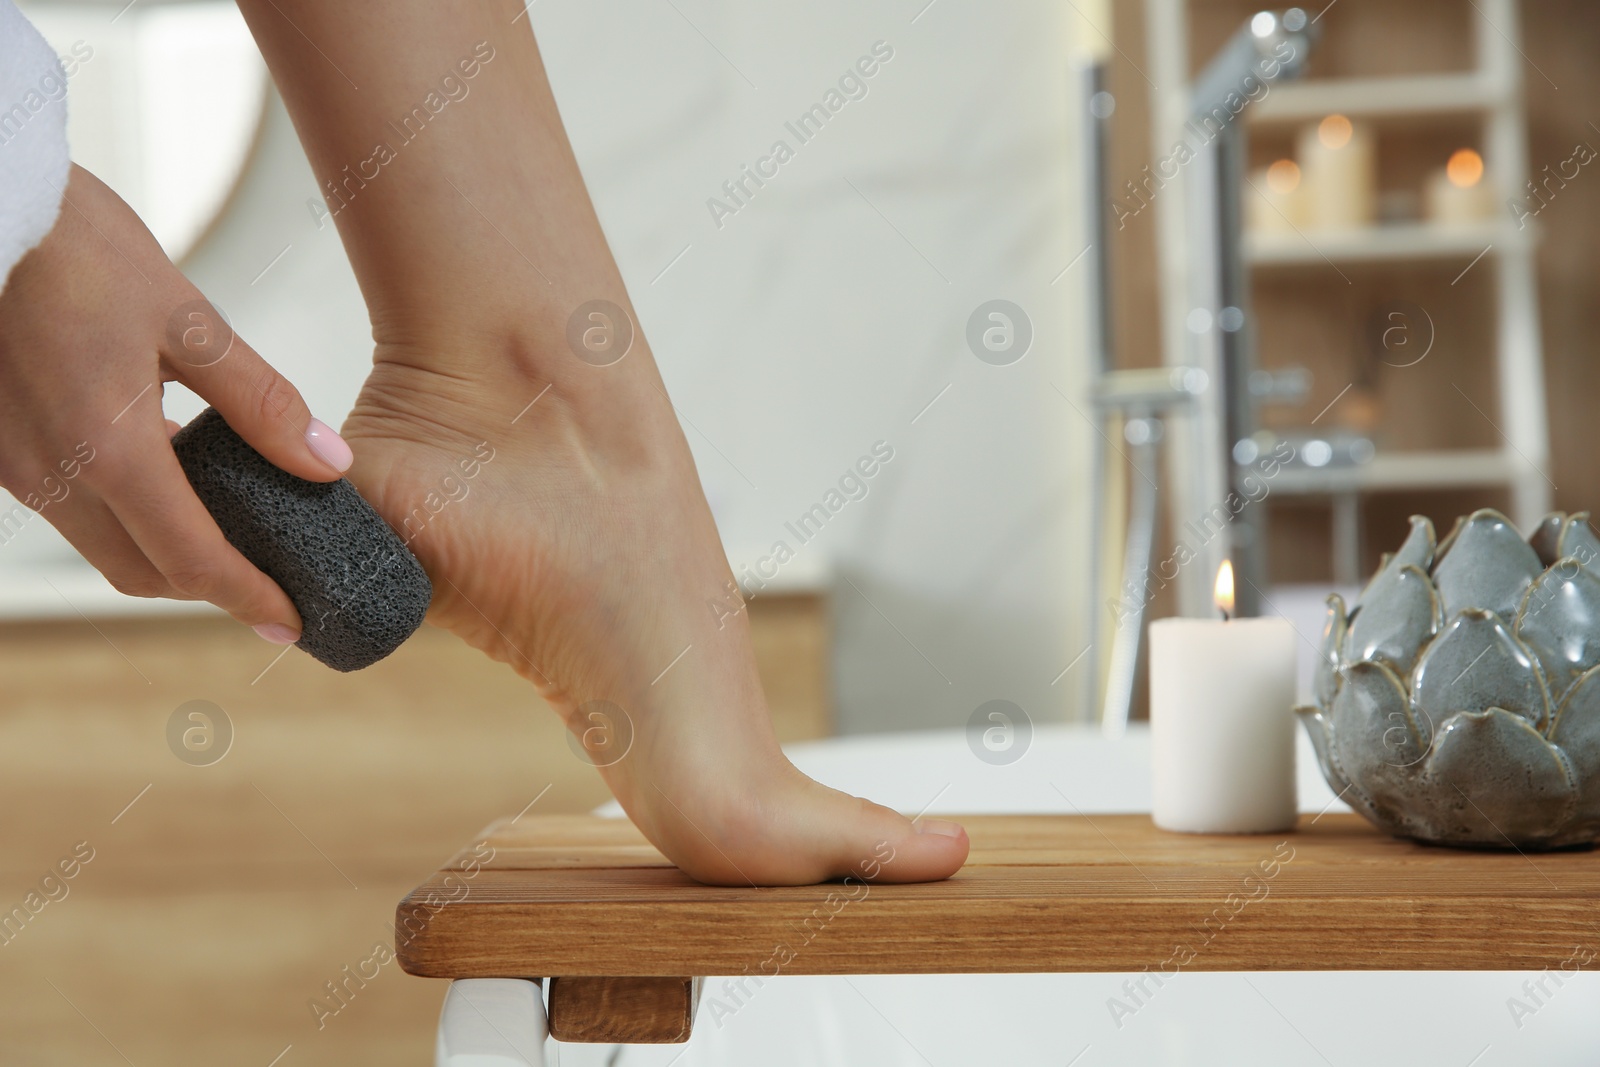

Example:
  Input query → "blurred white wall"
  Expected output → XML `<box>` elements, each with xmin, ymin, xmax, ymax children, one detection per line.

<box><xmin>4</xmin><ymin>0</ymin><xmax>1099</xmax><ymax>732</ymax></box>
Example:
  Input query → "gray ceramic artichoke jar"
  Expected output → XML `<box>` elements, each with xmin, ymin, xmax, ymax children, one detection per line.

<box><xmin>1299</xmin><ymin>508</ymin><xmax>1600</xmax><ymax>849</ymax></box>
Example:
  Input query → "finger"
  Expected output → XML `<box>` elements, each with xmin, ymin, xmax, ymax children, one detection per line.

<box><xmin>159</xmin><ymin>301</ymin><xmax>351</xmax><ymax>481</ymax></box>
<box><xmin>37</xmin><ymin>492</ymin><xmax>175</xmax><ymax>601</ymax></box>
<box><xmin>95</xmin><ymin>428</ymin><xmax>303</xmax><ymax>639</ymax></box>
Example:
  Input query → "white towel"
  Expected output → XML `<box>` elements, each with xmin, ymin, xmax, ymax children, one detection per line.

<box><xmin>0</xmin><ymin>0</ymin><xmax>70</xmax><ymax>291</ymax></box>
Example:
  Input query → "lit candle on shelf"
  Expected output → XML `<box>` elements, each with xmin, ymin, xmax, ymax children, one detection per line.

<box><xmin>1425</xmin><ymin>148</ymin><xmax>1495</xmax><ymax>225</ymax></box>
<box><xmin>1298</xmin><ymin>114</ymin><xmax>1376</xmax><ymax>230</ymax></box>
<box><xmin>1150</xmin><ymin>561</ymin><xmax>1298</xmax><ymax>834</ymax></box>
<box><xmin>1247</xmin><ymin>158</ymin><xmax>1305</xmax><ymax>233</ymax></box>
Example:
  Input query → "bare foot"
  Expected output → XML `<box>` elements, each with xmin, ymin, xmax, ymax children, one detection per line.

<box><xmin>229</xmin><ymin>0</ymin><xmax>965</xmax><ymax>886</ymax></box>
<box><xmin>340</xmin><ymin>327</ymin><xmax>968</xmax><ymax>886</ymax></box>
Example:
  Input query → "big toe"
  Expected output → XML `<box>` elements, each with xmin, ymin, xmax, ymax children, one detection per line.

<box><xmin>851</xmin><ymin>805</ymin><xmax>970</xmax><ymax>885</ymax></box>
<box><xmin>788</xmin><ymin>782</ymin><xmax>970</xmax><ymax>886</ymax></box>
<box><xmin>657</xmin><ymin>772</ymin><xmax>969</xmax><ymax>887</ymax></box>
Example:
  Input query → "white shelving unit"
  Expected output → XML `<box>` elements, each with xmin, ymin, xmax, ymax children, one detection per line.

<box><xmin>1142</xmin><ymin>0</ymin><xmax>1552</xmax><ymax>613</ymax></box>
<box><xmin>1244</xmin><ymin>220</ymin><xmax>1531</xmax><ymax>266</ymax></box>
<box><xmin>1249</xmin><ymin>71</ymin><xmax>1507</xmax><ymax>122</ymax></box>
<box><xmin>1266</xmin><ymin>448</ymin><xmax>1518</xmax><ymax>494</ymax></box>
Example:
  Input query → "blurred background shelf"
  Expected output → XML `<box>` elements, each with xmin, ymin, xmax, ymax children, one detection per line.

<box><xmin>1244</xmin><ymin>220</ymin><xmax>1524</xmax><ymax>265</ymax></box>
<box><xmin>1265</xmin><ymin>448</ymin><xmax>1520</xmax><ymax>494</ymax></box>
<box><xmin>1250</xmin><ymin>72</ymin><xmax>1509</xmax><ymax>124</ymax></box>
<box><xmin>1128</xmin><ymin>0</ymin><xmax>1557</xmax><ymax>681</ymax></box>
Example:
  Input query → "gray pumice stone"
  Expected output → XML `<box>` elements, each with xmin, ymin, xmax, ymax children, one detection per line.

<box><xmin>171</xmin><ymin>407</ymin><xmax>432</xmax><ymax>671</ymax></box>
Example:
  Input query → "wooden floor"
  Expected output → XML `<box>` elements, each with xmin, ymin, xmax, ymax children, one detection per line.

<box><xmin>0</xmin><ymin>595</ymin><xmax>829</xmax><ymax>1065</ymax></box>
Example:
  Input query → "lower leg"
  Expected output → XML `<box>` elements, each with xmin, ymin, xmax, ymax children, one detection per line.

<box><xmin>235</xmin><ymin>0</ymin><xmax>968</xmax><ymax>884</ymax></box>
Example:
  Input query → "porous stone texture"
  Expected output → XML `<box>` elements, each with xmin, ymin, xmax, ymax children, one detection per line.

<box><xmin>172</xmin><ymin>407</ymin><xmax>431</xmax><ymax>671</ymax></box>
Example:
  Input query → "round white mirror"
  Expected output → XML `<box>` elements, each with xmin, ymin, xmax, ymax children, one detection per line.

<box><xmin>16</xmin><ymin>0</ymin><xmax>269</xmax><ymax>263</ymax></box>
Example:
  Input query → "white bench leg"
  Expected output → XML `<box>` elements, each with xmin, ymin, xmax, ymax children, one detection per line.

<box><xmin>435</xmin><ymin>978</ymin><xmax>548</xmax><ymax>1067</ymax></box>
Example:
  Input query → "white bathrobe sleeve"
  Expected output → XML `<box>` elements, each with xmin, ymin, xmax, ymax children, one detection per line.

<box><xmin>0</xmin><ymin>0</ymin><xmax>71</xmax><ymax>291</ymax></box>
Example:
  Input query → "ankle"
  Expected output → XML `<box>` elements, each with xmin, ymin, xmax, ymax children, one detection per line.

<box><xmin>373</xmin><ymin>284</ymin><xmax>646</xmax><ymax>373</ymax></box>
<box><xmin>376</xmin><ymin>301</ymin><xmax>670</xmax><ymax>418</ymax></box>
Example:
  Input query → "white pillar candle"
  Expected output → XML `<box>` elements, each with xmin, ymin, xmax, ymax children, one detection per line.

<box><xmin>1298</xmin><ymin>114</ymin><xmax>1376</xmax><ymax>230</ymax></box>
<box><xmin>1424</xmin><ymin>149</ymin><xmax>1495</xmax><ymax>225</ymax></box>
<box><xmin>1247</xmin><ymin>159</ymin><xmax>1305</xmax><ymax>234</ymax></box>
<box><xmin>1150</xmin><ymin>563</ymin><xmax>1298</xmax><ymax>834</ymax></box>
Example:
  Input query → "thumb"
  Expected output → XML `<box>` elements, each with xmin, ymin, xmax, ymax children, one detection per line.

<box><xmin>160</xmin><ymin>297</ymin><xmax>350</xmax><ymax>480</ymax></box>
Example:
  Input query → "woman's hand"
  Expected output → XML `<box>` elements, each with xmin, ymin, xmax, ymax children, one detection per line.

<box><xmin>0</xmin><ymin>164</ymin><xmax>352</xmax><ymax>642</ymax></box>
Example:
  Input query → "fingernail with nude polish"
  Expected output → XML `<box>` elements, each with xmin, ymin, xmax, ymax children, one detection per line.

<box><xmin>305</xmin><ymin>418</ymin><xmax>352</xmax><ymax>473</ymax></box>
<box><xmin>916</xmin><ymin>819</ymin><xmax>965</xmax><ymax>838</ymax></box>
<box><xmin>253</xmin><ymin>623</ymin><xmax>300</xmax><ymax>645</ymax></box>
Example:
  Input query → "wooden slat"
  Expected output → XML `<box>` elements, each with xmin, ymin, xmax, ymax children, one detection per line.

<box><xmin>396</xmin><ymin>814</ymin><xmax>1600</xmax><ymax>978</ymax></box>
<box><xmin>547</xmin><ymin>977</ymin><xmax>701</xmax><ymax>1043</ymax></box>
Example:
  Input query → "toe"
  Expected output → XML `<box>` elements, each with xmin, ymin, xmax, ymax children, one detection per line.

<box><xmin>647</xmin><ymin>769</ymin><xmax>970</xmax><ymax>887</ymax></box>
<box><xmin>771</xmin><ymin>778</ymin><xmax>969</xmax><ymax>885</ymax></box>
<box><xmin>830</xmin><ymin>799</ymin><xmax>970</xmax><ymax>885</ymax></box>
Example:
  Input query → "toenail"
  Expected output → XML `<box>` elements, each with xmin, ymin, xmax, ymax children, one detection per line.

<box><xmin>916</xmin><ymin>818</ymin><xmax>965</xmax><ymax>838</ymax></box>
<box><xmin>305</xmin><ymin>418</ymin><xmax>353</xmax><ymax>472</ymax></box>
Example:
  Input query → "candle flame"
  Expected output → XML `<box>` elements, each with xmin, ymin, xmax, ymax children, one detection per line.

<box><xmin>1214</xmin><ymin>559</ymin><xmax>1235</xmax><ymax>618</ymax></box>
<box><xmin>1447</xmin><ymin>148</ymin><xmax>1484</xmax><ymax>188</ymax></box>
<box><xmin>1266</xmin><ymin>158</ymin><xmax>1301</xmax><ymax>194</ymax></box>
<box><xmin>1318</xmin><ymin>114</ymin><xmax>1353</xmax><ymax>150</ymax></box>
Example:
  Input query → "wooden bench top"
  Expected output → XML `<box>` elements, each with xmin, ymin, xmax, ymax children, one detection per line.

<box><xmin>395</xmin><ymin>812</ymin><xmax>1600</xmax><ymax>979</ymax></box>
